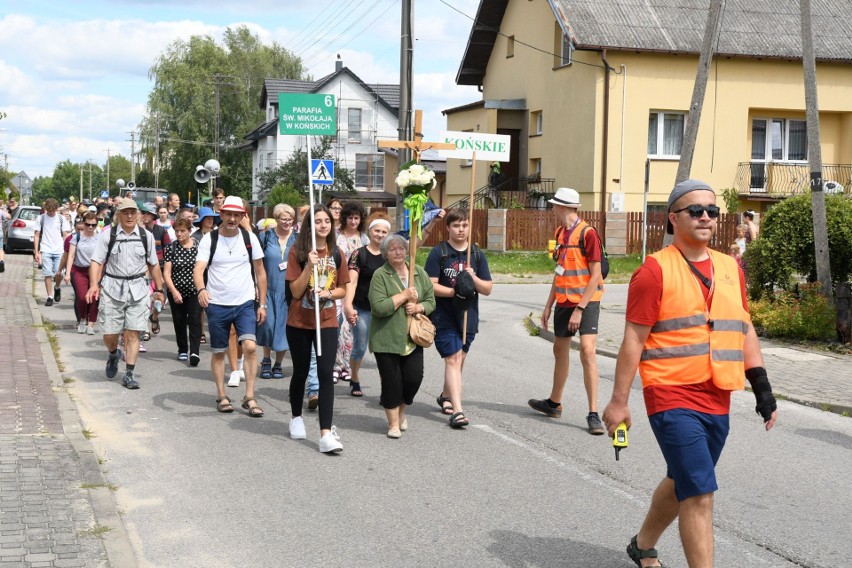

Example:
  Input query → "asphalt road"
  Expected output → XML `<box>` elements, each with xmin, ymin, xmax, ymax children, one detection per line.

<box><xmin>48</xmin><ymin>283</ymin><xmax>851</xmax><ymax>568</ymax></box>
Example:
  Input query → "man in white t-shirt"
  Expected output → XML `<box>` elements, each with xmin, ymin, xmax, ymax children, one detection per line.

<box><xmin>33</xmin><ymin>198</ymin><xmax>71</xmax><ymax>306</ymax></box>
<box><xmin>194</xmin><ymin>196</ymin><xmax>268</xmax><ymax>417</ymax></box>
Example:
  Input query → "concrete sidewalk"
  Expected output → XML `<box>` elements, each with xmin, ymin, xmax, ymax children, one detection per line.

<box><xmin>0</xmin><ymin>254</ymin><xmax>134</xmax><ymax>568</ymax></box>
<box><xmin>545</xmin><ymin>287</ymin><xmax>852</xmax><ymax>416</ymax></box>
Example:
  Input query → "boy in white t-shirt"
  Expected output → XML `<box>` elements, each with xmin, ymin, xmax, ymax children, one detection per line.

<box><xmin>33</xmin><ymin>198</ymin><xmax>71</xmax><ymax>306</ymax></box>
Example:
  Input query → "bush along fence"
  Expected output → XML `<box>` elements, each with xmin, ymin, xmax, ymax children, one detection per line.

<box><xmin>377</xmin><ymin>207</ymin><xmax>742</xmax><ymax>255</ymax></box>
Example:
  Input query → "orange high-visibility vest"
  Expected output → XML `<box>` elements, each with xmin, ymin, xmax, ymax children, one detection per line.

<box><xmin>638</xmin><ymin>245</ymin><xmax>749</xmax><ymax>391</ymax></box>
<box><xmin>553</xmin><ymin>220</ymin><xmax>603</xmax><ymax>304</ymax></box>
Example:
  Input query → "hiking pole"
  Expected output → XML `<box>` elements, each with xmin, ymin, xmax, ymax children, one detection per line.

<box><xmin>306</xmin><ymin>139</ymin><xmax>322</xmax><ymax>355</ymax></box>
<box><xmin>462</xmin><ymin>151</ymin><xmax>477</xmax><ymax>344</ymax></box>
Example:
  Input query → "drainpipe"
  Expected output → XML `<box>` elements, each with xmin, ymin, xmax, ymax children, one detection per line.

<box><xmin>600</xmin><ymin>49</ymin><xmax>611</xmax><ymax>240</ymax></box>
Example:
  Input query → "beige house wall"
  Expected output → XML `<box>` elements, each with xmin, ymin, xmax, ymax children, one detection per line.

<box><xmin>445</xmin><ymin>2</ymin><xmax>852</xmax><ymax>214</ymax></box>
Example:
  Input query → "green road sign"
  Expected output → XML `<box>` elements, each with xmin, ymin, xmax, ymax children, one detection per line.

<box><xmin>278</xmin><ymin>93</ymin><xmax>336</xmax><ymax>135</ymax></box>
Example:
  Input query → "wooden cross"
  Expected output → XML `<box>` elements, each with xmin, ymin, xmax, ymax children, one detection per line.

<box><xmin>378</xmin><ymin>109</ymin><xmax>455</xmax><ymax>283</ymax></box>
<box><xmin>378</xmin><ymin>110</ymin><xmax>454</xmax><ymax>163</ymax></box>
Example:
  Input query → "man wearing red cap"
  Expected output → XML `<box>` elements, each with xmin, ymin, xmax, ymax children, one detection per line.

<box><xmin>194</xmin><ymin>196</ymin><xmax>267</xmax><ymax>417</ymax></box>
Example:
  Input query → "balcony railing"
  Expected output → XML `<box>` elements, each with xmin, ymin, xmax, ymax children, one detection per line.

<box><xmin>735</xmin><ymin>162</ymin><xmax>851</xmax><ymax>198</ymax></box>
<box><xmin>448</xmin><ymin>177</ymin><xmax>556</xmax><ymax>210</ymax></box>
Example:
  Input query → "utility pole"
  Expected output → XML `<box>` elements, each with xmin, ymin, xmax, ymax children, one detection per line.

<box><xmin>676</xmin><ymin>0</ymin><xmax>724</xmax><ymax>184</ymax></box>
<box><xmin>105</xmin><ymin>148</ymin><xmax>111</xmax><ymax>192</ymax></box>
<box><xmin>79</xmin><ymin>164</ymin><xmax>83</xmax><ymax>203</ymax></box>
<box><xmin>396</xmin><ymin>0</ymin><xmax>414</xmax><ymax>231</ymax></box>
<box><xmin>155</xmin><ymin>114</ymin><xmax>161</xmax><ymax>189</ymax></box>
<box><xmin>214</xmin><ymin>75</ymin><xmax>221</xmax><ymax>161</ymax></box>
<box><xmin>662</xmin><ymin>0</ymin><xmax>724</xmax><ymax>248</ymax></box>
<box><xmin>801</xmin><ymin>0</ymin><xmax>832</xmax><ymax>299</ymax></box>
<box><xmin>88</xmin><ymin>160</ymin><xmax>93</xmax><ymax>201</ymax></box>
<box><xmin>127</xmin><ymin>131</ymin><xmax>136</xmax><ymax>184</ymax></box>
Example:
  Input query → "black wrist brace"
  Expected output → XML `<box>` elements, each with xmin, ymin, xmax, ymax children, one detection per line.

<box><xmin>746</xmin><ymin>367</ymin><xmax>776</xmax><ymax>423</ymax></box>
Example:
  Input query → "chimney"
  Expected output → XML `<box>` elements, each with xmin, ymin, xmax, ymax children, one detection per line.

<box><xmin>335</xmin><ymin>54</ymin><xmax>342</xmax><ymax>72</ymax></box>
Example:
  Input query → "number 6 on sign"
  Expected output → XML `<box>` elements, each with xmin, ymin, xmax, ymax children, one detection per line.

<box><xmin>325</xmin><ymin>95</ymin><xmax>333</xmax><ymax>107</ymax></box>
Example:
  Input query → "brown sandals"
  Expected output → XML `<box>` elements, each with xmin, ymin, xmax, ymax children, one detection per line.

<box><xmin>216</xmin><ymin>397</ymin><xmax>234</xmax><ymax>413</ymax></box>
<box><xmin>242</xmin><ymin>396</ymin><xmax>264</xmax><ymax>417</ymax></box>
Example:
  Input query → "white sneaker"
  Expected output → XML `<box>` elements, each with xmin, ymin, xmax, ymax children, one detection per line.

<box><xmin>86</xmin><ymin>326</ymin><xmax>95</xmax><ymax>336</ymax></box>
<box><xmin>237</xmin><ymin>356</ymin><xmax>244</xmax><ymax>372</ymax></box>
<box><xmin>77</xmin><ymin>322</ymin><xmax>86</xmax><ymax>334</ymax></box>
<box><xmin>227</xmin><ymin>370</ymin><xmax>241</xmax><ymax>387</ymax></box>
<box><xmin>319</xmin><ymin>426</ymin><xmax>342</xmax><ymax>454</ymax></box>
<box><xmin>289</xmin><ymin>417</ymin><xmax>307</xmax><ymax>440</ymax></box>
<box><xmin>238</xmin><ymin>370</ymin><xmax>245</xmax><ymax>380</ymax></box>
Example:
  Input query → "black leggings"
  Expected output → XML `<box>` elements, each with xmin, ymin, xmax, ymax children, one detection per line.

<box><xmin>168</xmin><ymin>292</ymin><xmax>201</xmax><ymax>356</ymax></box>
<box><xmin>286</xmin><ymin>326</ymin><xmax>338</xmax><ymax>430</ymax></box>
<box><xmin>375</xmin><ymin>348</ymin><xmax>424</xmax><ymax>409</ymax></box>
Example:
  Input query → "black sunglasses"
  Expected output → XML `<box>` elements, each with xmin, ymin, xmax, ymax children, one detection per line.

<box><xmin>85</xmin><ymin>223</ymin><xmax>98</xmax><ymax>227</ymax></box>
<box><xmin>673</xmin><ymin>204</ymin><xmax>720</xmax><ymax>219</ymax></box>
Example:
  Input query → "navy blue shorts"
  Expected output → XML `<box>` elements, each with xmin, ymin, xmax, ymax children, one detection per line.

<box><xmin>206</xmin><ymin>300</ymin><xmax>257</xmax><ymax>353</ymax></box>
<box><xmin>649</xmin><ymin>409</ymin><xmax>730</xmax><ymax>501</ymax></box>
<box><xmin>434</xmin><ymin>327</ymin><xmax>475</xmax><ymax>358</ymax></box>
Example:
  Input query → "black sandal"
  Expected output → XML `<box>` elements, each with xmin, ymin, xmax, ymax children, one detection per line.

<box><xmin>626</xmin><ymin>535</ymin><xmax>663</xmax><ymax>567</ymax></box>
<box><xmin>350</xmin><ymin>382</ymin><xmax>363</xmax><ymax>397</ymax></box>
<box><xmin>437</xmin><ymin>394</ymin><xmax>454</xmax><ymax>415</ymax></box>
<box><xmin>448</xmin><ymin>412</ymin><xmax>469</xmax><ymax>429</ymax></box>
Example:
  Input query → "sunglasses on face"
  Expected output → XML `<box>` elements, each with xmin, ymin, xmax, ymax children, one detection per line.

<box><xmin>673</xmin><ymin>204</ymin><xmax>720</xmax><ymax>219</ymax></box>
<box><xmin>85</xmin><ymin>223</ymin><xmax>98</xmax><ymax>228</ymax></box>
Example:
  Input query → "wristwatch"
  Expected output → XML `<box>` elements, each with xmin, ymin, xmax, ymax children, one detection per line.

<box><xmin>259</xmin><ymin>304</ymin><xmax>267</xmax><ymax>309</ymax></box>
<box><xmin>577</xmin><ymin>305</ymin><xmax>586</xmax><ymax>311</ymax></box>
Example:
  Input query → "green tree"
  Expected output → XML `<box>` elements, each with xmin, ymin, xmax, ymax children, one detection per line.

<box><xmin>266</xmin><ymin>183</ymin><xmax>304</xmax><ymax>209</ymax></box>
<box><xmin>745</xmin><ymin>193</ymin><xmax>852</xmax><ymax>299</ymax></box>
<box><xmin>142</xmin><ymin>26</ymin><xmax>305</xmax><ymax>201</ymax></box>
<box><xmin>104</xmin><ymin>154</ymin><xmax>132</xmax><ymax>192</ymax></box>
<box><xmin>258</xmin><ymin>137</ymin><xmax>355</xmax><ymax>197</ymax></box>
<box><xmin>31</xmin><ymin>176</ymin><xmax>55</xmax><ymax>203</ymax></box>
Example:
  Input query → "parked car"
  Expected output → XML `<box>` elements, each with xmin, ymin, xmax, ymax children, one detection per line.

<box><xmin>4</xmin><ymin>206</ymin><xmax>42</xmax><ymax>253</ymax></box>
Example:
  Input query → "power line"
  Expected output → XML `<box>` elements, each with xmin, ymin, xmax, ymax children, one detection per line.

<box><xmin>291</xmin><ymin>0</ymin><xmax>370</xmax><ymax>54</ymax></box>
<box><xmin>302</xmin><ymin>0</ymin><xmax>393</xmax><ymax>67</ymax></box>
<box><xmin>287</xmin><ymin>1</ymin><xmax>339</xmax><ymax>48</ymax></box>
<box><xmin>438</xmin><ymin>0</ymin><xmax>606</xmax><ymax>70</ymax></box>
<box><xmin>305</xmin><ymin>0</ymin><xmax>398</xmax><ymax>70</ymax></box>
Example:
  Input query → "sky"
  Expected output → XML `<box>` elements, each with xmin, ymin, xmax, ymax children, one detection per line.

<box><xmin>0</xmin><ymin>0</ymin><xmax>483</xmax><ymax>180</ymax></box>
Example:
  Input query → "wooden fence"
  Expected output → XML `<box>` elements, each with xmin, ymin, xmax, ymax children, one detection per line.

<box><xmin>626</xmin><ymin>212</ymin><xmax>741</xmax><ymax>254</ymax></box>
<box><xmin>365</xmin><ymin>206</ymin><xmax>741</xmax><ymax>255</ymax></box>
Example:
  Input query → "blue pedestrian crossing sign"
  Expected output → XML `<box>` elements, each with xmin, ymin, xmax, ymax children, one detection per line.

<box><xmin>100</xmin><ymin>190</ymin><xmax>109</xmax><ymax>199</ymax></box>
<box><xmin>311</xmin><ymin>159</ymin><xmax>334</xmax><ymax>185</ymax></box>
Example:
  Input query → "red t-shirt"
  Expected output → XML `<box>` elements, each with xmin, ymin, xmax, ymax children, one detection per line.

<box><xmin>555</xmin><ymin>223</ymin><xmax>603</xmax><ymax>308</ymax></box>
<box><xmin>627</xmin><ymin>255</ymin><xmax>748</xmax><ymax>415</ymax></box>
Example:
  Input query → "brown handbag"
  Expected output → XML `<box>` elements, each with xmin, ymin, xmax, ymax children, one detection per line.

<box><xmin>393</xmin><ymin>268</ymin><xmax>434</xmax><ymax>348</ymax></box>
<box><xmin>408</xmin><ymin>313</ymin><xmax>435</xmax><ymax>348</ymax></box>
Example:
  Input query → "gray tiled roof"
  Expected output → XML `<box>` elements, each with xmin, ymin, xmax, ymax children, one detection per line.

<box><xmin>553</xmin><ymin>0</ymin><xmax>852</xmax><ymax>60</ymax></box>
<box><xmin>458</xmin><ymin>0</ymin><xmax>852</xmax><ymax>85</ymax></box>
<box><xmin>260</xmin><ymin>71</ymin><xmax>400</xmax><ymax>115</ymax></box>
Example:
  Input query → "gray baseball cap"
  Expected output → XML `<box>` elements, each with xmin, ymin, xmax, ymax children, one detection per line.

<box><xmin>666</xmin><ymin>179</ymin><xmax>715</xmax><ymax>234</ymax></box>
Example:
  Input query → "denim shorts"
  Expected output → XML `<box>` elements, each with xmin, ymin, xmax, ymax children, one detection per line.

<box><xmin>649</xmin><ymin>408</ymin><xmax>730</xmax><ymax>501</ymax></box>
<box><xmin>206</xmin><ymin>300</ymin><xmax>257</xmax><ymax>353</ymax></box>
<box><xmin>434</xmin><ymin>326</ymin><xmax>475</xmax><ymax>358</ymax></box>
<box><xmin>41</xmin><ymin>253</ymin><xmax>62</xmax><ymax>278</ymax></box>
<box><xmin>350</xmin><ymin>309</ymin><xmax>371</xmax><ymax>362</ymax></box>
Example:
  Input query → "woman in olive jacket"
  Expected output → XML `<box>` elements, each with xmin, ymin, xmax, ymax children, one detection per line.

<box><xmin>368</xmin><ymin>234</ymin><xmax>436</xmax><ymax>439</ymax></box>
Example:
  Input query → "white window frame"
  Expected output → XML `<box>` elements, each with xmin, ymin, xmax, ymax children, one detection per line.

<box><xmin>355</xmin><ymin>153</ymin><xmax>384</xmax><ymax>190</ymax></box>
<box><xmin>560</xmin><ymin>34</ymin><xmax>574</xmax><ymax>66</ymax></box>
<box><xmin>348</xmin><ymin>108</ymin><xmax>362</xmax><ymax>144</ymax></box>
<box><xmin>752</xmin><ymin>118</ymin><xmax>808</xmax><ymax>163</ymax></box>
<box><xmin>647</xmin><ymin>111</ymin><xmax>686</xmax><ymax>158</ymax></box>
<box><xmin>531</xmin><ymin>110</ymin><xmax>543</xmax><ymax>135</ymax></box>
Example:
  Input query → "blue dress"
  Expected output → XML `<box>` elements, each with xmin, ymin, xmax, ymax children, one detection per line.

<box><xmin>257</xmin><ymin>229</ymin><xmax>297</xmax><ymax>351</ymax></box>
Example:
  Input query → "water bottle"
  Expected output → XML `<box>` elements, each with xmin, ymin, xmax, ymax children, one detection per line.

<box><xmin>154</xmin><ymin>300</ymin><xmax>163</xmax><ymax>313</ymax></box>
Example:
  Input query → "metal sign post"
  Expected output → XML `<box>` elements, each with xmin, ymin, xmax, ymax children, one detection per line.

<box><xmin>280</xmin><ymin>93</ymin><xmax>337</xmax><ymax>354</ymax></box>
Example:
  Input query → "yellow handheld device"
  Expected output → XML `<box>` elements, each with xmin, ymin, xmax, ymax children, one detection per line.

<box><xmin>613</xmin><ymin>421</ymin><xmax>628</xmax><ymax>461</ymax></box>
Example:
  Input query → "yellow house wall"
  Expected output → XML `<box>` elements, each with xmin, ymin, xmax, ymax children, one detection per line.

<box><xmin>445</xmin><ymin>1</ymin><xmax>852</xmax><ymax>213</ymax></box>
<box><xmin>444</xmin><ymin>106</ymin><xmax>498</xmax><ymax>204</ymax></box>
<box><xmin>604</xmin><ymin>53</ymin><xmax>852</xmax><ymax>213</ymax></box>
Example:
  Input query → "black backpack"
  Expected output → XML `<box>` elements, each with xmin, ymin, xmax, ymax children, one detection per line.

<box><xmin>438</xmin><ymin>241</ymin><xmax>482</xmax><ymax>276</ymax></box>
<box><xmin>205</xmin><ymin>227</ymin><xmax>256</xmax><ymax>288</ymax></box>
<box><xmin>100</xmin><ymin>224</ymin><xmax>150</xmax><ymax>284</ymax></box>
